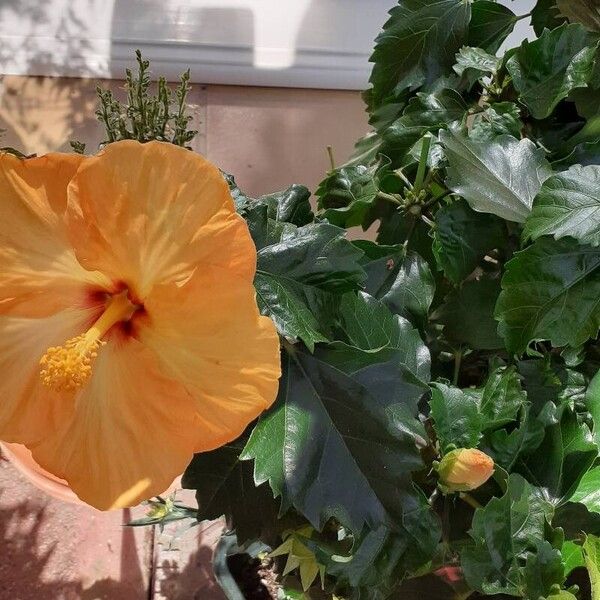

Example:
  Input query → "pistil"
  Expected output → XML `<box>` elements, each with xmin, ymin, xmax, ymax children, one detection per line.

<box><xmin>40</xmin><ymin>291</ymin><xmax>137</xmax><ymax>391</ymax></box>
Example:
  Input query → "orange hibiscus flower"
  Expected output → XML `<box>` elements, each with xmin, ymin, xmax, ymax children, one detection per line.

<box><xmin>0</xmin><ymin>140</ymin><xmax>281</xmax><ymax>509</ymax></box>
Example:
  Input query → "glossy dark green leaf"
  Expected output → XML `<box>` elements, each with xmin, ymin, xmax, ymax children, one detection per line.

<box><xmin>461</xmin><ymin>474</ymin><xmax>554</xmax><ymax>596</ymax></box>
<box><xmin>558</xmin><ymin>0</ymin><xmax>600</xmax><ymax>32</ymax></box>
<box><xmin>496</xmin><ymin>237</ymin><xmax>600</xmax><ymax>354</ymax></box>
<box><xmin>488</xmin><ymin>407</ymin><xmax>546</xmax><ymax>471</ymax></box>
<box><xmin>570</xmin><ymin>467</ymin><xmax>600</xmax><ymax>513</ymax></box>
<box><xmin>469</xmin><ymin>102</ymin><xmax>523</xmax><ymax>141</ymax></box>
<box><xmin>318</xmin><ymin>515</ymin><xmax>440</xmax><ymax>592</ymax></box>
<box><xmin>453</xmin><ymin>46</ymin><xmax>501</xmax><ymax>87</ymax></box>
<box><xmin>260</xmin><ymin>185</ymin><xmax>314</xmax><ymax>227</ymax></box>
<box><xmin>433</xmin><ymin>199</ymin><xmax>506</xmax><ymax>283</ymax></box>
<box><xmin>357</xmin><ymin>241</ymin><xmax>435</xmax><ymax>325</ymax></box>
<box><xmin>480</xmin><ymin>365</ymin><xmax>528</xmax><ymax>430</ymax></box>
<box><xmin>554</xmin><ymin>138</ymin><xmax>600</xmax><ymax>169</ymax></box>
<box><xmin>244</xmin><ymin>203</ymin><xmax>297</xmax><ymax>250</ymax></box>
<box><xmin>255</xmin><ymin>223</ymin><xmax>365</xmax><ymax>350</ymax></box>
<box><xmin>506</xmin><ymin>24</ymin><xmax>597</xmax><ymax>120</ymax></box>
<box><xmin>242</xmin><ymin>344</ymin><xmax>431</xmax><ymax>533</ymax></box>
<box><xmin>587</xmin><ymin>368</ymin><xmax>600</xmax><ymax>446</ymax></box>
<box><xmin>525</xmin><ymin>164</ymin><xmax>600</xmax><ymax>246</ymax></box>
<box><xmin>441</xmin><ymin>130</ymin><xmax>552</xmax><ymax>222</ymax></box>
<box><xmin>181</xmin><ymin>439</ymin><xmax>279</xmax><ymax>544</ymax></box>
<box><xmin>523</xmin><ymin>540</ymin><xmax>567</xmax><ymax>600</ymax></box>
<box><xmin>468</xmin><ymin>1</ymin><xmax>517</xmax><ymax>54</ymax></box>
<box><xmin>336</xmin><ymin>292</ymin><xmax>430</xmax><ymax>381</ymax></box>
<box><xmin>433</xmin><ymin>277</ymin><xmax>504</xmax><ymax>350</ymax></box>
<box><xmin>381</xmin><ymin>88</ymin><xmax>468</xmax><ymax>166</ymax></box>
<box><xmin>531</xmin><ymin>0</ymin><xmax>567</xmax><ymax>36</ymax></box>
<box><xmin>520</xmin><ymin>409</ymin><xmax>597</xmax><ymax>504</ymax></box>
<box><xmin>316</xmin><ymin>165</ymin><xmax>378</xmax><ymax>228</ymax></box>
<box><xmin>368</xmin><ymin>0</ymin><xmax>471</xmax><ymax>109</ymax></box>
<box><xmin>430</xmin><ymin>383</ymin><xmax>481</xmax><ymax>451</ymax></box>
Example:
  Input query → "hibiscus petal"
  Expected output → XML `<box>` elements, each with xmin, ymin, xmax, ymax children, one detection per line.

<box><xmin>66</xmin><ymin>140</ymin><xmax>256</xmax><ymax>299</ymax></box>
<box><xmin>0</xmin><ymin>307</ymin><xmax>98</xmax><ymax>444</ymax></box>
<box><xmin>139</xmin><ymin>267</ymin><xmax>281</xmax><ymax>452</ymax></box>
<box><xmin>28</xmin><ymin>337</ymin><xmax>200</xmax><ymax>510</ymax></box>
<box><xmin>0</xmin><ymin>152</ymin><xmax>109</xmax><ymax>316</ymax></box>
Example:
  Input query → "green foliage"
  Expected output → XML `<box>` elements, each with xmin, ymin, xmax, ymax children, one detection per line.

<box><xmin>96</xmin><ymin>50</ymin><xmax>197</xmax><ymax>147</ymax></box>
<box><xmin>147</xmin><ymin>2</ymin><xmax>600</xmax><ymax>597</ymax></box>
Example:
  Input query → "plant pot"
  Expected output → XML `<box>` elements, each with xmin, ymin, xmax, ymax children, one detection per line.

<box><xmin>213</xmin><ymin>531</ymin><xmax>271</xmax><ymax>600</ymax></box>
<box><xmin>1</xmin><ymin>441</ymin><xmax>84</xmax><ymax>505</ymax></box>
<box><xmin>1</xmin><ymin>441</ymin><xmax>181</xmax><ymax>507</ymax></box>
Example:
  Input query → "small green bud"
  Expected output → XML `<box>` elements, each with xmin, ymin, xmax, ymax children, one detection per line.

<box><xmin>436</xmin><ymin>448</ymin><xmax>494</xmax><ymax>493</ymax></box>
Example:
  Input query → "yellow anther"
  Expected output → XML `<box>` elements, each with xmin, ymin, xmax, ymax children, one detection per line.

<box><xmin>40</xmin><ymin>291</ymin><xmax>137</xmax><ymax>391</ymax></box>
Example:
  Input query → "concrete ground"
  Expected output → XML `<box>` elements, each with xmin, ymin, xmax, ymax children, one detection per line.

<box><xmin>0</xmin><ymin>76</ymin><xmax>367</xmax><ymax>599</ymax></box>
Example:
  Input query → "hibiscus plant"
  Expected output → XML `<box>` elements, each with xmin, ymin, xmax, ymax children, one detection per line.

<box><xmin>6</xmin><ymin>1</ymin><xmax>600</xmax><ymax>599</ymax></box>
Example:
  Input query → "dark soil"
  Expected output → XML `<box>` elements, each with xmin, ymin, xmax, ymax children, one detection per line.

<box><xmin>226</xmin><ymin>553</ymin><xmax>279</xmax><ymax>599</ymax></box>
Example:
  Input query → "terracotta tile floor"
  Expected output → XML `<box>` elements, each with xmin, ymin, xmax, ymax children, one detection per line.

<box><xmin>0</xmin><ymin>76</ymin><xmax>368</xmax><ymax>599</ymax></box>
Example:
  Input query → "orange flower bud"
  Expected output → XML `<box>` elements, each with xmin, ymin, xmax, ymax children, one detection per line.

<box><xmin>436</xmin><ymin>448</ymin><xmax>494</xmax><ymax>493</ymax></box>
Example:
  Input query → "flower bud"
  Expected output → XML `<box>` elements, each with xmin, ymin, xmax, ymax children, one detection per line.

<box><xmin>436</xmin><ymin>448</ymin><xmax>494</xmax><ymax>493</ymax></box>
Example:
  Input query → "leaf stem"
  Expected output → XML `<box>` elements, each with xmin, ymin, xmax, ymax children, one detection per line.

<box><xmin>514</xmin><ymin>11</ymin><xmax>532</xmax><ymax>22</ymax></box>
<box><xmin>453</xmin><ymin>347</ymin><xmax>462</xmax><ymax>386</ymax></box>
<box><xmin>326</xmin><ymin>145</ymin><xmax>336</xmax><ymax>171</ymax></box>
<box><xmin>459</xmin><ymin>492</ymin><xmax>482</xmax><ymax>510</ymax></box>
<box><xmin>413</xmin><ymin>135</ymin><xmax>431</xmax><ymax>194</ymax></box>
<box><xmin>377</xmin><ymin>191</ymin><xmax>403</xmax><ymax>205</ymax></box>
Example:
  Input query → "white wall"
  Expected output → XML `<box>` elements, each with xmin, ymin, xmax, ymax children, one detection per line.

<box><xmin>0</xmin><ymin>0</ymin><xmax>539</xmax><ymax>89</ymax></box>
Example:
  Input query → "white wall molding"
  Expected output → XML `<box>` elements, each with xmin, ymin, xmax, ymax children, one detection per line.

<box><xmin>0</xmin><ymin>0</ymin><xmax>391</xmax><ymax>89</ymax></box>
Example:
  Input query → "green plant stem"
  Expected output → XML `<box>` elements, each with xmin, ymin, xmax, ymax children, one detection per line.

<box><xmin>515</xmin><ymin>11</ymin><xmax>532</xmax><ymax>22</ymax></box>
<box><xmin>377</xmin><ymin>191</ymin><xmax>403</xmax><ymax>205</ymax></box>
<box><xmin>459</xmin><ymin>492</ymin><xmax>482</xmax><ymax>510</ymax></box>
<box><xmin>413</xmin><ymin>135</ymin><xmax>431</xmax><ymax>194</ymax></box>
<box><xmin>453</xmin><ymin>347</ymin><xmax>462</xmax><ymax>386</ymax></box>
<box><xmin>326</xmin><ymin>145</ymin><xmax>336</xmax><ymax>170</ymax></box>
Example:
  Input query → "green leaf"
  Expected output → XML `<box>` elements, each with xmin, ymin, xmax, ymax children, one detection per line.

<box><xmin>430</xmin><ymin>383</ymin><xmax>481</xmax><ymax>451</ymax></box>
<box><xmin>523</xmin><ymin>540</ymin><xmax>567</xmax><ymax>600</ymax></box>
<box><xmin>570</xmin><ymin>467</ymin><xmax>600</xmax><ymax>513</ymax></box>
<box><xmin>255</xmin><ymin>223</ymin><xmax>365</xmax><ymax>350</ymax></box>
<box><xmin>242</xmin><ymin>344</ymin><xmax>432</xmax><ymax>534</ymax></box>
<box><xmin>357</xmin><ymin>241</ymin><xmax>435</xmax><ymax>325</ymax></box>
<box><xmin>432</xmin><ymin>277</ymin><xmax>504</xmax><ymax>350</ymax></box>
<box><xmin>316</xmin><ymin>164</ymin><xmax>379</xmax><ymax>229</ymax></box>
<box><xmin>521</xmin><ymin>409</ymin><xmax>597</xmax><ymax>504</ymax></box>
<box><xmin>525</xmin><ymin>164</ymin><xmax>600</xmax><ymax>246</ymax></box>
<box><xmin>368</xmin><ymin>0</ymin><xmax>471</xmax><ymax>109</ymax></box>
<box><xmin>469</xmin><ymin>102</ymin><xmax>523</xmax><ymax>141</ymax></box>
<box><xmin>317</xmin><ymin>521</ymin><xmax>439</xmax><ymax>591</ymax></box>
<box><xmin>181</xmin><ymin>438</ymin><xmax>279</xmax><ymax>544</ymax></box>
<box><xmin>505</xmin><ymin>23</ymin><xmax>597</xmax><ymax>120</ymax></box>
<box><xmin>562</xmin><ymin>540</ymin><xmax>586</xmax><ymax>576</ymax></box>
<box><xmin>584</xmin><ymin>534</ymin><xmax>600</xmax><ymax>600</ymax></box>
<box><xmin>336</xmin><ymin>292</ymin><xmax>430</xmax><ymax>381</ymax></box>
<box><xmin>488</xmin><ymin>405</ymin><xmax>546</xmax><ymax>471</ymax></box>
<box><xmin>531</xmin><ymin>0</ymin><xmax>567</xmax><ymax>36</ymax></box>
<box><xmin>555</xmin><ymin>138</ymin><xmax>600</xmax><ymax>169</ymax></box>
<box><xmin>558</xmin><ymin>0</ymin><xmax>600</xmax><ymax>32</ymax></box>
<box><xmin>453</xmin><ymin>46</ymin><xmax>501</xmax><ymax>87</ymax></box>
<box><xmin>468</xmin><ymin>1</ymin><xmax>517</xmax><ymax>54</ymax></box>
<box><xmin>260</xmin><ymin>185</ymin><xmax>314</xmax><ymax>227</ymax></box>
<box><xmin>433</xmin><ymin>199</ymin><xmax>506</xmax><ymax>283</ymax></box>
<box><xmin>480</xmin><ymin>365</ymin><xmax>528</xmax><ymax>430</ymax></box>
<box><xmin>587</xmin><ymin>368</ymin><xmax>600</xmax><ymax>447</ymax></box>
<box><xmin>495</xmin><ymin>237</ymin><xmax>600</xmax><ymax>354</ymax></box>
<box><xmin>461</xmin><ymin>474</ymin><xmax>554</xmax><ymax>597</ymax></box>
<box><xmin>440</xmin><ymin>130</ymin><xmax>552</xmax><ymax>223</ymax></box>
<box><xmin>382</xmin><ymin>88</ymin><xmax>468</xmax><ymax>166</ymax></box>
